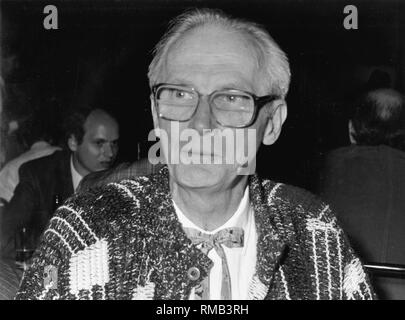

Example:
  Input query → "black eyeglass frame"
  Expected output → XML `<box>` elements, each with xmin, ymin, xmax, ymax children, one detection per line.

<box><xmin>152</xmin><ymin>83</ymin><xmax>280</xmax><ymax>128</ymax></box>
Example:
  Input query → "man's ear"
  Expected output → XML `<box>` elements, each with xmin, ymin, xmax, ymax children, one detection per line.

<box><xmin>67</xmin><ymin>135</ymin><xmax>78</xmax><ymax>152</ymax></box>
<box><xmin>348</xmin><ymin>120</ymin><xmax>357</xmax><ymax>144</ymax></box>
<box><xmin>262</xmin><ymin>101</ymin><xmax>287</xmax><ymax>145</ymax></box>
<box><xmin>150</xmin><ymin>95</ymin><xmax>160</xmax><ymax>138</ymax></box>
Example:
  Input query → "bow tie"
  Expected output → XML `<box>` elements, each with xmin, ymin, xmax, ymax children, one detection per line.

<box><xmin>183</xmin><ymin>227</ymin><xmax>244</xmax><ymax>300</ymax></box>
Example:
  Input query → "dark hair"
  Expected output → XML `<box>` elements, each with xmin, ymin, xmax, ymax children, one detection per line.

<box><xmin>351</xmin><ymin>89</ymin><xmax>405</xmax><ymax>150</ymax></box>
<box><xmin>366</xmin><ymin>69</ymin><xmax>391</xmax><ymax>91</ymax></box>
<box><xmin>62</xmin><ymin>106</ymin><xmax>94</xmax><ymax>145</ymax></box>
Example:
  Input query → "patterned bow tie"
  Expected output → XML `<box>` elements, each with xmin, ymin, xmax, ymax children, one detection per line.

<box><xmin>183</xmin><ymin>227</ymin><xmax>244</xmax><ymax>300</ymax></box>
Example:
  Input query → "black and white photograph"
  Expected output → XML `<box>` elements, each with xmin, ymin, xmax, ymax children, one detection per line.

<box><xmin>0</xmin><ymin>0</ymin><xmax>404</xmax><ymax>303</ymax></box>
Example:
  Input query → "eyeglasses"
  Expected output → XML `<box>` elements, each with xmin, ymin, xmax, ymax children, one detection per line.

<box><xmin>152</xmin><ymin>83</ymin><xmax>279</xmax><ymax>128</ymax></box>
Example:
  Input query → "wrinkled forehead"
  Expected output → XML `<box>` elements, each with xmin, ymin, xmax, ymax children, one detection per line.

<box><xmin>162</xmin><ymin>24</ymin><xmax>262</xmax><ymax>81</ymax></box>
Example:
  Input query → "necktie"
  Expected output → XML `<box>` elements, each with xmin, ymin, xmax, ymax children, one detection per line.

<box><xmin>183</xmin><ymin>227</ymin><xmax>244</xmax><ymax>300</ymax></box>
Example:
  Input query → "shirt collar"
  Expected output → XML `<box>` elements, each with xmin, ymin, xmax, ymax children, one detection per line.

<box><xmin>173</xmin><ymin>186</ymin><xmax>250</xmax><ymax>234</ymax></box>
<box><xmin>70</xmin><ymin>155</ymin><xmax>84</xmax><ymax>191</ymax></box>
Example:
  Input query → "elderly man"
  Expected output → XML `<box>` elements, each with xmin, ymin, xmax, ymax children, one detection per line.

<box><xmin>16</xmin><ymin>8</ymin><xmax>374</xmax><ymax>300</ymax></box>
<box><xmin>319</xmin><ymin>89</ymin><xmax>405</xmax><ymax>299</ymax></box>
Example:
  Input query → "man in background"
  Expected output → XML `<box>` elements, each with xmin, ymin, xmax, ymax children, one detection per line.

<box><xmin>319</xmin><ymin>88</ymin><xmax>405</xmax><ymax>299</ymax></box>
<box><xmin>1</xmin><ymin>107</ymin><xmax>119</xmax><ymax>260</ymax></box>
<box><xmin>0</xmin><ymin>114</ymin><xmax>62</xmax><ymax>204</ymax></box>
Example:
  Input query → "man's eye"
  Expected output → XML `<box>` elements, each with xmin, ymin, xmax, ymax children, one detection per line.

<box><xmin>175</xmin><ymin>90</ymin><xmax>185</xmax><ymax>98</ymax></box>
<box><xmin>173</xmin><ymin>89</ymin><xmax>193</xmax><ymax>100</ymax></box>
<box><xmin>159</xmin><ymin>88</ymin><xmax>194</xmax><ymax>101</ymax></box>
<box><xmin>218</xmin><ymin>94</ymin><xmax>249</xmax><ymax>104</ymax></box>
<box><xmin>226</xmin><ymin>95</ymin><xmax>240</xmax><ymax>102</ymax></box>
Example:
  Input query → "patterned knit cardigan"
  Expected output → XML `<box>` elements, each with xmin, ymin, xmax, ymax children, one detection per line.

<box><xmin>16</xmin><ymin>167</ymin><xmax>375</xmax><ymax>300</ymax></box>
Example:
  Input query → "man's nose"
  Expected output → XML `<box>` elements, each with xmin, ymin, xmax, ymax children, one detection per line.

<box><xmin>188</xmin><ymin>97</ymin><xmax>215</xmax><ymax>134</ymax></box>
<box><xmin>103</xmin><ymin>143</ymin><xmax>114</xmax><ymax>158</ymax></box>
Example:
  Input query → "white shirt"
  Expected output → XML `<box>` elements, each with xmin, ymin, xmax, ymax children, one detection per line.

<box><xmin>173</xmin><ymin>187</ymin><xmax>257</xmax><ymax>300</ymax></box>
<box><xmin>0</xmin><ymin>141</ymin><xmax>61</xmax><ymax>202</ymax></box>
<box><xmin>70</xmin><ymin>156</ymin><xmax>83</xmax><ymax>191</ymax></box>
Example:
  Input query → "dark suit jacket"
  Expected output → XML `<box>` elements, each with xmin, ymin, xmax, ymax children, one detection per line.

<box><xmin>319</xmin><ymin>145</ymin><xmax>405</xmax><ymax>299</ymax></box>
<box><xmin>1</xmin><ymin>150</ymin><xmax>74</xmax><ymax>258</ymax></box>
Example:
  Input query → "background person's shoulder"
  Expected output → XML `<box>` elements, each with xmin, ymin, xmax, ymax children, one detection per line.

<box><xmin>18</xmin><ymin>150</ymin><xmax>67</xmax><ymax>174</ymax></box>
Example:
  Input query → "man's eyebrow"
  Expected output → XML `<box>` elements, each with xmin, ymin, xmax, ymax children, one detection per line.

<box><xmin>165</xmin><ymin>79</ymin><xmax>254</xmax><ymax>92</ymax></box>
<box><xmin>164</xmin><ymin>78</ymin><xmax>194</xmax><ymax>87</ymax></box>
<box><xmin>220</xmin><ymin>82</ymin><xmax>253</xmax><ymax>91</ymax></box>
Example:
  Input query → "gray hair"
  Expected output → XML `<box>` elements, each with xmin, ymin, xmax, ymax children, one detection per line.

<box><xmin>148</xmin><ymin>8</ymin><xmax>291</xmax><ymax>98</ymax></box>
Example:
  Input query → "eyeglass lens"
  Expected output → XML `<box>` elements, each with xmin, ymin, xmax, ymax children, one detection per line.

<box><xmin>156</xmin><ymin>86</ymin><xmax>255</xmax><ymax>127</ymax></box>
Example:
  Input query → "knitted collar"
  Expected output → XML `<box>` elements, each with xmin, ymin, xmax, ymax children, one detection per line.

<box><xmin>136</xmin><ymin>166</ymin><xmax>288</xmax><ymax>299</ymax></box>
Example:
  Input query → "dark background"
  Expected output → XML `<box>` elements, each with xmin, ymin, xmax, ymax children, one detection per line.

<box><xmin>1</xmin><ymin>0</ymin><xmax>404</xmax><ymax>191</ymax></box>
